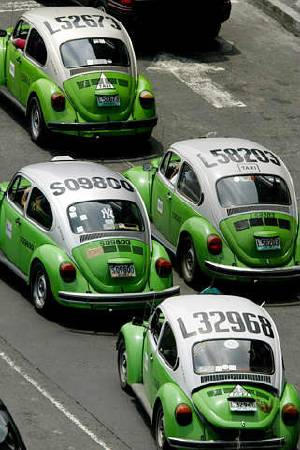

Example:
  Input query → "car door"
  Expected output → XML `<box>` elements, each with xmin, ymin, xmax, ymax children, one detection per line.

<box><xmin>151</xmin><ymin>151</ymin><xmax>181</xmax><ymax>238</ymax></box>
<box><xmin>0</xmin><ymin>174</ymin><xmax>32</xmax><ymax>267</ymax></box>
<box><xmin>169</xmin><ymin>162</ymin><xmax>202</xmax><ymax>246</ymax></box>
<box><xmin>6</xmin><ymin>19</ymin><xmax>31</xmax><ymax>101</ymax></box>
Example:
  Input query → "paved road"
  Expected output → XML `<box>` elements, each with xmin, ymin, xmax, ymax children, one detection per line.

<box><xmin>0</xmin><ymin>0</ymin><xmax>300</xmax><ymax>449</ymax></box>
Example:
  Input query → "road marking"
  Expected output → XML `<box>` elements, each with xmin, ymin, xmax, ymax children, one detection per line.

<box><xmin>0</xmin><ymin>1</ymin><xmax>40</xmax><ymax>12</ymax></box>
<box><xmin>0</xmin><ymin>351</ymin><xmax>112</xmax><ymax>450</ymax></box>
<box><xmin>148</xmin><ymin>53</ymin><xmax>246</xmax><ymax>109</ymax></box>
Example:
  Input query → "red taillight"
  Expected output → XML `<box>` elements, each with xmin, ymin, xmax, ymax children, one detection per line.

<box><xmin>13</xmin><ymin>38</ymin><xmax>26</xmax><ymax>50</ymax></box>
<box><xmin>60</xmin><ymin>262</ymin><xmax>76</xmax><ymax>282</ymax></box>
<box><xmin>120</xmin><ymin>0</ymin><xmax>134</xmax><ymax>5</ymax></box>
<box><xmin>155</xmin><ymin>258</ymin><xmax>172</xmax><ymax>277</ymax></box>
<box><xmin>175</xmin><ymin>404</ymin><xmax>192</xmax><ymax>426</ymax></box>
<box><xmin>207</xmin><ymin>234</ymin><xmax>222</xmax><ymax>255</ymax></box>
<box><xmin>282</xmin><ymin>403</ymin><xmax>299</xmax><ymax>426</ymax></box>
<box><xmin>51</xmin><ymin>93</ymin><xmax>65</xmax><ymax>112</ymax></box>
<box><xmin>139</xmin><ymin>90</ymin><xmax>155</xmax><ymax>109</ymax></box>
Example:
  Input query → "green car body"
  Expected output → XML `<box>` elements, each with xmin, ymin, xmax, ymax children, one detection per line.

<box><xmin>0</xmin><ymin>7</ymin><xmax>157</xmax><ymax>143</ymax></box>
<box><xmin>0</xmin><ymin>157</ymin><xmax>179</xmax><ymax>315</ymax></box>
<box><xmin>123</xmin><ymin>138</ymin><xmax>300</xmax><ymax>286</ymax></box>
<box><xmin>117</xmin><ymin>294</ymin><xmax>300</xmax><ymax>449</ymax></box>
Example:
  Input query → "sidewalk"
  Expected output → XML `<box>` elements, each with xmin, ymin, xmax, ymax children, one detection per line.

<box><xmin>250</xmin><ymin>0</ymin><xmax>300</xmax><ymax>36</ymax></box>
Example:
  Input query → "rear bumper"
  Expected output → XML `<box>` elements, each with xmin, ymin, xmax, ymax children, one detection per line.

<box><xmin>168</xmin><ymin>437</ymin><xmax>285</xmax><ymax>449</ymax></box>
<box><xmin>205</xmin><ymin>261</ymin><xmax>300</xmax><ymax>280</ymax></box>
<box><xmin>58</xmin><ymin>285</ymin><xmax>180</xmax><ymax>308</ymax></box>
<box><xmin>47</xmin><ymin>117</ymin><xmax>157</xmax><ymax>132</ymax></box>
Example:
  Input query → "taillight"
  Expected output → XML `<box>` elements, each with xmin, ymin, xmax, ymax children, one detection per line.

<box><xmin>60</xmin><ymin>262</ymin><xmax>76</xmax><ymax>282</ymax></box>
<box><xmin>282</xmin><ymin>403</ymin><xmax>299</xmax><ymax>426</ymax></box>
<box><xmin>207</xmin><ymin>234</ymin><xmax>222</xmax><ymax>255</ymax></box>
<box><xmin>51</xmin><ymin>93</ymin><xmax>65</xmax><ymax>112</ymax></box>
<box><xmin>175</xmin><ymin>404</ymin><xmax>192</xmax><ymax>426</ymax></box>
<box><xmin>139</xmin><ymin>90</ymin><xmax>154</xmax><ymax>109</ymax></box>
<box><xmin>120</xmin><ymin>0</ymin><xmax>134</xmax><ymax>6</ymax></box>
<box><xmin>155</xmin><ymin>258</ymin><xmax>172</xmax><ymax>277</ymax></box>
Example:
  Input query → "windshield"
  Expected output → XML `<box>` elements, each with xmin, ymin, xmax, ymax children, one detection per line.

<box><xmin>61</xmin><ymin>38</ymin><xmax>129</xmax><ymax>68</ymax></box>
<box><xmin>68</xmin><ymin>200</ymin><xmax>144</xmax><ymax>234</ymax></box>
<box><xmin>193</xmin><ymin>339</ymin><xmax>274</xmax><ymax>375</ymax></box>
<box><xmin>217</xmin><ymin>174</ymin><xmax>291</xmax><ymax>208</ymax></box>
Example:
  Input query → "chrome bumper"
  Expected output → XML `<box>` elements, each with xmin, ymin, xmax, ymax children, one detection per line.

<box><xmin>58</xmin><ymin>285</ymin><xmax>180</xmax><ymax>306</ymax></box>
<box><xmin>205</xmin><ymin>261</ymin><xmax>300</xmax><ymax>279</ymax></box>
<box><xmin>47</xmin><ymin>117</ymin><xmax>157</xmax><ymax>131</ymax></box>
<box><xmin>168</xmin><ymin>437</ymin><xmax>285</xmax><ymax>449</ymax></box>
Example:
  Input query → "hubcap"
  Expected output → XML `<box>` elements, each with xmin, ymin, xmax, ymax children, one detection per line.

<box><xmin>157</xmin><ymin>410</ymin><xmax>165</xmax><ymax>449</ymax></box>
<box><xmin>31</xmin><ymin>103</ymin><xmax>40</xmax><ymax>140</ymax></box>
<box><xmin>119</xmin><ymin>348</ymin><xmax>127</xmax><ymax>385</ymax></box>
<box><xmin>184</xmin><ymin>245</ymin><xmax>195</xmax><ymax>279</ymax></box>
<box><xmin>33</xmin><ymin>272</ymin><xmax>47</xmax><ymax>309</ymax></box>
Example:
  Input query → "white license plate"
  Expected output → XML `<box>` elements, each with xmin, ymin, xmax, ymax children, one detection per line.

<box><xmin>256</xmin><ymin>236</ymin><xmax>280</xmax><ymax>251</ymax></box>
<box><xmin>230</xmin><ymin>401</ymin><xmax>257</xmax><ymax>412</ymax></box>
<box><xmin>109</xmin><ymin>264</ymin><xmax>136</xmax><ymax>278</ymax></box>
<box><xmin>96</xmin><ymin>95</ymin><xmax>120</xmax><ymax>107</ymax></box>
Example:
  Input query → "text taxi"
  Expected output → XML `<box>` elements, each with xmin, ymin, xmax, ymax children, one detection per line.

<box><xmin>117</xmin><ymin>294</ymin><xmax>300</xmax><ymax>449</ymax></box>
<box><xmin>123</xmin><ymin>138</ymin><xmax>300</xmax><ymax>285</ymax></box>
<box><xmin>0</xmin><ymin>157</ymin><xmax>179</xmax><ymax>315</ymax></box>
<box><xmin>0</xmin><ymin>7</ymin><xmax>157</xmax><ymax>143</ymax></box>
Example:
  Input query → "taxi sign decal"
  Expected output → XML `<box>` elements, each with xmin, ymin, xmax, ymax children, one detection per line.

<box><xmin>198</xmin><ymin>148</ymin><xmax>281</xmax><ymax>169</ymax></box>
<box><xmin>43</xmin><ymin>14</ymin><xmax>121</xmax><ymax>35</ymax></box>
<box><xmin>50</xmin><ymin>177</ymin><xmax>134</xmax><ymax>196</ymax></box>
<box><xmin>96</xmin><ymin>73</ymin><xmax>114</xmax><ymax>90</ymax></box>
<box><xmin>177</xmin><ymin>311</ymin><xmax>274</xmax><ymax>339</ymax></box>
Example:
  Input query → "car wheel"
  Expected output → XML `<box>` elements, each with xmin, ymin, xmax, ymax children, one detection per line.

<box><xmin>31</xmin><ymin>262</ymin><xmax>55</xmax><ymax>316</ymax></box>
<box><xmin>28</xmin><ymin>97</ymin><xmax>48</xmax><ymax>144</ymax></box>
<box><xmin>155</xmin><ymin>405</ymin><xmax>170</xmax><ymax>450</ymax></box>
<box><xmin>180</xmin><ymin>236</ymin><xmax>199</xmax><ymax>285</ymax></box>
<box><xmin>118</xmin><ymin>337</ymin><xmax>131</xmax><ymax>393</ymax></box>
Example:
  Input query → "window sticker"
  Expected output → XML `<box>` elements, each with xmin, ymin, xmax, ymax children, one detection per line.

<box><xmin>77</xmin><ymin>225</ymin><xmax>84</xmax><ymax>233</ymax></box>
<box><xmin>224</xmin><ymin>339</ymin><xmax>239</xmax><ymax>350</ymax></box>
<box><xmin>9</xmin><ymin>62</ymin><xmax>15</xmax><ymax>78</ymax></box>
<box><xmin>101</xmin><ymin>206</ymin><xmax>114</xmax><ymax>220</ymax></box>
<box><xmin>93</xmin><ymin>38</ymin><xmax>105</xmax><ymax>44</ymax></box>
<box><xmin>69</xmin><ymin>211</ymin><xmax>77</xmax><ymax>218</ymax></box>
<box><xmin>69</xmin><ymin>206</ymin><xmax>76</xmax><ymax>212</ymax></box>
<box><xmin>80</xmin><ymin>214</ymin><xmax>87</xmax><ymax>221</ymax></box>
<box><xmin>6</xmin><ymin>221</ymin><xmax>12</xmax><ymax>239</ymax></box>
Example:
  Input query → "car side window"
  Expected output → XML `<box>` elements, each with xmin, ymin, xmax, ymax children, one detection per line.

<box><xmin>7</xmin><ymin>175</ymin><xmax>32</xmax><ymax>211</ymax></box>
<box><xmin>150</xmin><ymin>308</ymin><xmax>165</xmax><ymax>343</ymax></box>
<box><xmin>27</xmin><ymin>188</ymin><xmax>53</xmax><ymax>230</ymax></box>
<box><xmin>159</xmin><ymin>322</ymin><xmax>178</xmax><ymax>369</ymax></box>
<box><xmin>25</xmin><ymin>28</ymin><xmax>47</xmax><ymax>66</ymax></box>
<box><xmin>13</xmin><ymin>20</ymin><xmax>30</xmax><ymax>40</ymax></box>
<box><xmin>178</xmin><ymin>163</ymin><xmax>201</xmax><ymax>204</ymax></box>
<box><xmin>162</xmin><ymin>152</ymin><xmax>181</xmax><ymax>185</ymax></box>
<box><xmin>160</xmin><ymin>152</ymin><xmax>171</xmax><ymax>177</ymax></box>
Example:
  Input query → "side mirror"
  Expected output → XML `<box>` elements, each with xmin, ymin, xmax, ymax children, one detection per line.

<box><xmin>13</xmin><ymin>38</ymin><xmax>26</xmax><ymax>50</ymax></box>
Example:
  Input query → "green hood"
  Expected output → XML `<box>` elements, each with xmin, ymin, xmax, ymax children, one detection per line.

<box><xmin>64</xmin><ymin>71</ymin><xmax>135</xmax><ymax>122</ymax></box>
<box><xmin>192</xmin><ymin>384</ymin><xmax>279</xmax><ymax>430</ymax></box>
<box><xmin>72</xmin><ymin>238</ymin><xmax>149</xmax><ymax>293</ymax></box>
<box><xmin>220</xmin><ymin>213</ymin><xmax>297</xmax><ymax>267</ymax></box>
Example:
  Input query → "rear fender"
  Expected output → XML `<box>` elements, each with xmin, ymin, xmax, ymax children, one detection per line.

<box><xmin>274</xmin><ymin>383</ymin><xmax>300</xmax><ymax>449</ymax></box>
<box><xmin>133</xmin><ymin>74</ymin><xmax>156</xmax><ymax>120</ymax></box>
<box><xmin>118</xmin><ymin>323</ymin><xmax>145</xmax><ymax>384</ymax></box>
<box><xmin>0</xmin><ymin>34</ymin><xmax>9</xmax><ymax>86</ymax></box>
<box><xmin>149</xmin><ymin>240</ymin><xmax>173</xmax><ymax>291</ymax></box>
<box><xmin>26</xmin><ymin>79</ymin><xmax>77</xmax><ymax>124</ymax></box>
<box><xmin>0</xmin><ymin>182</ymin><xmax>9</xmax><ymax>203</ymax></box>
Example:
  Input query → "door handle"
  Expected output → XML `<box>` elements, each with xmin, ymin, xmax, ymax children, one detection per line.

<box><xmin>15</xmin><ymin>218</ymin><xmax>21</xmax><ymax>226</ymax></box>
<box><xmin>16</xmin><ymin>56</ymin><xmax>22</xmax><ymax>64</ymax></box>
<box><xmin>149</xmin><ymin>353</ymin><xmax>153</xmax><ymax>362</ymax></box>
<box><xmin>167</xmin><ymin>192</ymin><xmax>172</xmax><ymax>200</ymax></box>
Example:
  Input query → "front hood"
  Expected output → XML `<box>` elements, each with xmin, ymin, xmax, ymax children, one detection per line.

<box><xmin>192</xmin><ymin>384</ymin><xmax>279</xmax><ymax>430</ymax></box>
<box><xmin>64</xmin><ymin>71</ymin><xmax>135</xmax><ymax>122</ymax></box>
<box><xmin>72</xmin><ymin>238</ymin><xmax>149</xmax><ymax>293</ymax></box>
<box><xmin>220</xmin><ymin>212</ymin><xmax>297</xmax><ymax>267</ymax></box>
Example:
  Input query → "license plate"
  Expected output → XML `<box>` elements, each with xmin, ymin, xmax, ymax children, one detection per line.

<box><xmin>230</xmin><ymin>401</ymin><xmax>257</xmax><ymax>412</ymax></box>
<box><xmin>109</xmin><ymin>264</ymin><xmax>136</xmax><ymax>278</ymax></box>
<box><xmin>256</xmin><ymin>236</ymin><xmax>280</xmax><ymax>251</ymax></box>
<box><xmin>96</xmin><ymin>95</ymin><xmax>120</xmax><ymax>107</ymax></box>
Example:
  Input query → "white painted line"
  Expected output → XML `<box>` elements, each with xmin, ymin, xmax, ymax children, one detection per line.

<box><xmin>148</xmin><ymin>53</ymin><xmax>246</xmax><ymax>109</ymax></box>
<box><xmin>0</xmin><ymin>351</ymin><xmax>112</xmax><ymax>450</ymax></box>
<box><xmin>0</xmin><ymin>1</ymin><xmax>40</xmax><ymax>11</ymax></box>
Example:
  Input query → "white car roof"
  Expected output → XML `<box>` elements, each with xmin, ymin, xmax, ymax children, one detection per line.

<box><xmin>160</xmin><ymin>295</ymin><xmax>282</xmax><ymax>394</ymax></box>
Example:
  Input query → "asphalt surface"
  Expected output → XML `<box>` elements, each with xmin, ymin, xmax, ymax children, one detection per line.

<box><xmin>0</xmin><ymin>0</ymin><xmax>300</xmax><ymax>449</ymax></box>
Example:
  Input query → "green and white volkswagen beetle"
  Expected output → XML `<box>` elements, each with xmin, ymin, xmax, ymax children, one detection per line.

<box><xmin>0</xmin><ymin>157</ymin><xmax>179</xmax><ymax>315</ymax></box>
<box><xmin>117</xmin><ymin>294</ymin><xmax>300</xmax><ymax>449</ymax></box>
<box><xmin>0</xmin><ymin>7</ymin><xmax>157</xmax><ymax>143</ymax></box>
<box><xmin>123</xmin><ymin>138</ymin><xmax>300</xmax><ymax>286</ymax></box>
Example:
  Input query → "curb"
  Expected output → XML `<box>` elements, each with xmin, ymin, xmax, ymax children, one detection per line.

<box><xmin>250</xmin><ymin>0</ymin><xmax>300</xmax><ymax>36</ymax></box>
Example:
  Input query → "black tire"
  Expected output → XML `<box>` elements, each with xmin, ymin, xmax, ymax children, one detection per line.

<box><xmin>180</xmin><ymin>236</ymin><xmax>199</xmax><ymax>285</ymax></box>
<box><xmin>154</xmin><ymin>405</ymin><xmax>170</xmax><ymax>450</ymax></box>
<box><xmin>205</xmin><ymin>22</ymin><xmax>221</xmax><ymax>40</ymax></box>
<box><xmin>117</xmin><ymin>337</ymin><xmax>131</xmax><ymax>393</ymax></box>
<box><xmin>28</xmin><ymin>96</ymin><xmax>48</xmax><ymax>144</ymax></box>
<box><xmin>30</xmin><ymin>262</ymin><xmax>55</xmax><ymax>316</ymax></box>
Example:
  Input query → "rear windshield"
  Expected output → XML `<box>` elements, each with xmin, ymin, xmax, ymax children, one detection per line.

<box><xmin>67</xmin><ymin>200</ymin><xmax>144</xmax><ymax>234</ymax></box>
<box><xmin>216</xmin><ymin>174</ymin><xmax>291</xmax><ymax>208</ymax></box>
<box><xmin>193</xmin><ymin>339</ymin><xmax>274</xmax><ymax>375</ymax></box>
<box><xmin>61</xmin><ymin>38</ymin><xmax>129</xmax><ymax>68</ymax></box>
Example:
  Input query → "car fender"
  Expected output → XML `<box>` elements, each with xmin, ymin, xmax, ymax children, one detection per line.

<box><xmin>123</xmin><ymin>164</ymin><xmax>157</xmax><ymax>215</ymax></box>
<box><xmin>0</xmin><ymin>34</ymin><xmax>9</xmax><ymax>86</ymax></box>
<box><xmin>177</xmin><ymin>217</ymin><xmax>235</xmax><ymax>270</ymax></box>
<box><xmin>118</xmin><ymin>323</ymin><xmax>145</xmax><ymax>384</ymax></box>
<box><xmin>29</xmin><ymin>244</ymin><xmax>89</xmax><ymax>301</ymax></box>
<box><xmin>133</xmin><ymin>74</ymin><xmax>156</xmax><ymax>120</ymax></box>
<box><xmin>0</xmin><ymin>182</ymin><xmax>9</xmax><ymax>203</ymax></box>
<box><xmin>153</xmin><ymin>383</ymin><xmax>204</xmax><ymax>440</ymax></box>
<box><xmin>274</xmin><ymin>383</ymin><xmax>300</xmax><ymax>449</ymax></box>
<box><xmin>26</xmin><ymin>79</ymin><xmax>77</xmax><ymax>124</ymax></box>
<box><xmin>149</xmin><ymin>240</ymin><xmax>173</xmax><ymax>291</ymax></box>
